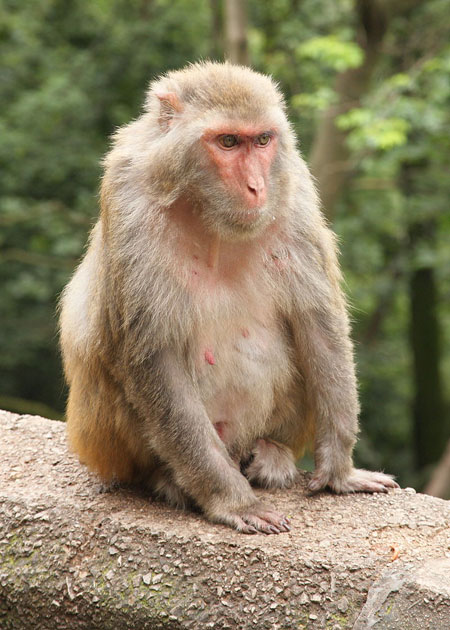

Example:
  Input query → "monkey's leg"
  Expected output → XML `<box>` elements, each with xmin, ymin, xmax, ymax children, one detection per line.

<box><xmin>122</xmin><ymin>350</ymin><xmax>291</xmax><ymax>534</ymax></box>
<box><xmin>291</xmin><ymin>309</ymin><xmax>398</xmax><ymax>494</ymax></box>
<box><xmin>245</xmin><ymin>439</ymin><xmax>298</xmax><ymax>489</ymax></box>
<box><xmin>245</xmin><ymin>383</ymin><xmax>313</xmax><ymax>489</ymax></box>
<box><xmin>66</xmin><ymin>362</ymin><xmax>145</xmax><ymax>483</ymax></box>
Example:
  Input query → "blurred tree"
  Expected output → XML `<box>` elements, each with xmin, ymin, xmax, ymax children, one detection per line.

<box><xmin>424</xmin><ymin>439</ymin><xmax>450</xmax><ymax>499</ymax></box>
<box><xmin>404</xmin><ymin>163</ymin><xmax>445</xmax><ymax>469</ymax></box>
<box><xmin>210</xmin><ymin>0</ymin><xmax>224</xmax><ymax>59</ymax></box>
<box><xmin>224</xmin><ymin>0</ymin><xmax>249</xmax><ymax>64</ymax></box>
<box><xmin>309</xmin><ymin>0</ymin><xmax>390</xmax><ymax>218</ymax></box>
<box><xmin>332</xmin><ymin>1</ymin><xmax>450</xmax><ymax>485</ymax></box>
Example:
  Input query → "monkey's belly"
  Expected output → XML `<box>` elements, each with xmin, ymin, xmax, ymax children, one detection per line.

<box><xmin>196</xmin><ymin>323</ymin><xmax>293</xmax><ymax>450</ymax></box>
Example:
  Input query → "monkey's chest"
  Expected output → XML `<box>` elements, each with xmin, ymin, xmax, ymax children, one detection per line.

<box><xmin>192</xmin><ymin>316</ymin><xmax>292</xmax><ymax>445</ymax></box>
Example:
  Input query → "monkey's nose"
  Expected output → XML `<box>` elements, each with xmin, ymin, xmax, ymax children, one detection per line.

<box><xmin>247</xmin><ymin>177</ymin><xmax>265</xmax><ymax>197</ymax></box>
<box><xmin>245</xmin><ymin>180</ymin><xmax>266</xmax><ymax>208</ymax></box>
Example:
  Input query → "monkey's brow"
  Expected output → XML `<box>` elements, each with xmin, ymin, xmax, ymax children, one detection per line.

<box><xmin>205</xmin><ymin>128</ymin><xmax>277</xmax><ymax>139</ymax></box>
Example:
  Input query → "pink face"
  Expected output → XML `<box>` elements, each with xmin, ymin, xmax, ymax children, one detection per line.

<box><xmin>202</xmin><ymin>126</ymin><xmax>278</xmax><ymax>214</ymax></box>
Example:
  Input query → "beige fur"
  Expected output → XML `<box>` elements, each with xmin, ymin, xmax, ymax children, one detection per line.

<box><xmin>60</xmin><ymin>62</ymin><xmax>397</xmax><ymax>535</ymax></box>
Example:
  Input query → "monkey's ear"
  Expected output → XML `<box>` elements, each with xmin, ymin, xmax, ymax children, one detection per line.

<box><xmin>156</xmin><ymin>93</ymin><xmax>183</xmax><ymax>131</ymax></box>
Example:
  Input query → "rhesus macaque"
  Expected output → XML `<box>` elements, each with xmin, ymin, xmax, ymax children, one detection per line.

<box><xmin>60</xmin><ymin>62</ymin><xmax>397</xmax><ymax>535</ymax></box>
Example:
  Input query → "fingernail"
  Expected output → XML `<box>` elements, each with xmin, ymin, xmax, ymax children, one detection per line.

<box><xmin>269</xmin><ymin>526</ymin><xmax>280</xmax><ymax>534</ymax></box>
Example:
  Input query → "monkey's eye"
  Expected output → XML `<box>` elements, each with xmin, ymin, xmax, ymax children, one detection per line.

<box><xmin>218</xmin><ymin>134</ymin><xmax>239</xmax><ymax>149</ymax></box>
<box><xmin>255</xmin><ymin>133</ymin><xmax>271</xmax><ymax>147</ymax></box>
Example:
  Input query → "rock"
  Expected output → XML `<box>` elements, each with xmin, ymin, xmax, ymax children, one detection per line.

<box><xmin>0</xmin><ymin>410</ymin><xmax>449</xmax><ymax>629</ymax></box>
<box><xmin>353</xmin><ymin>559</ymin><xmax>450</xmax><ymax>629</ymax></box>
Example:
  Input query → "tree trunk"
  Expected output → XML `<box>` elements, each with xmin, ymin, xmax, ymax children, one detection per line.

<box><xmin>210</xmin><ymin>0</ymin><xmax>224</xmax><ymax>60</ymax></box>
<box><xmin>224</xmin><ymin>0</ymin><xmax>249</xmax><ymax>65</ymax></box>
<box><xmin>309</xmin><ymin>0</ymin><xmax>388</xmax><ymax>219</ymax></box>
<box><xmin>401</xmin><ymin>157</ymin><xmax>446</xmax><ymax>472</ymax></box>
<box><xmin>424</xmin><ymin>439</ymin><xmax>450</xmax><ymax>499</ymax></box>
<box><xmin>309</xmin><ymin>0</ymin><xmax>424</xmax><ymax>220</ymax></box>
<box><xmin>409</xmin><ymin>258</ymin><xmax>445</xmax><ymax>468</ymax></box>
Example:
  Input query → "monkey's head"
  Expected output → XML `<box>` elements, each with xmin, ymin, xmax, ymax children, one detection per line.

<box><xmin>142</xmin><ymin>62</ymin><xmax>297</xmax><ymax>240</ymax></box>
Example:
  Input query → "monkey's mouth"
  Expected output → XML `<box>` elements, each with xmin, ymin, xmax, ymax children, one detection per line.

<box><xmin>225</xmin><ymin>206</ymin><xmax>269</xmax><ymax>236</ymax></box>
<box><xmin>237</xmin><ymin>207</ymin><xmax>263</xmax><ymax>223</ymax></box>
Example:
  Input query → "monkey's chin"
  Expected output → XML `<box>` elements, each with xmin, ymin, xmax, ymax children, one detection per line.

<box><xmin>194</xmin><ymin>193</ymin><xmax>272</xmax><ymax>241</ymax></box>
<box><xmin>215</xmin><ymin>208</ymin><xmax>270</xmax><ymax>241</ymax></box>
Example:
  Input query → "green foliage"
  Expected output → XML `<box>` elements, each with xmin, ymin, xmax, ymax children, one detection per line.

<box><xmin>296</xmin><ymin>35</ymin><xmax>364</xmax><ymax>72</ymax></box>
<box><xmin>291</xmin><ymin>87</ymin><xmax>337</xmax><ymax>113</ymax></box>
<box><xmin>337</xmin><ymin>109</ymin><xmax>410</xmax><ymax>150</ymax></box>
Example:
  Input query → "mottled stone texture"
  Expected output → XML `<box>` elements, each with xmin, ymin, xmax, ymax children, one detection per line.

<box><xmin>0</xmin><ymin>409</ymin><xmax>449</xmax><ymax>630</ymax></box>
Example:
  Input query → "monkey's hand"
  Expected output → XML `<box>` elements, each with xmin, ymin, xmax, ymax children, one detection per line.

<box><xmin>206</xmin><ymin>491</ymin><xmax>291</xmax><ymax>535</ymax></box>
<box><xmin>309</xmin><ymin>468</ymin><xmax>399</xmax><ymax>494</ymax></box>
<box><xmin>200</xmin><ymin>461</ymin><xmax>291</xmax><ymax>534</ymax></box>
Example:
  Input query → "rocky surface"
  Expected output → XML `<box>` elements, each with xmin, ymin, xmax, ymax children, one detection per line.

<box><xmin>0</xmin><ymin>409</ymin><xmax>449</xmax><ymax>629</ymax></box>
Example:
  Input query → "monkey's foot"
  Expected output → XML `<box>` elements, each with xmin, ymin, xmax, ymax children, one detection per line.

<box><xmin>150</xmin><ymin>472</ymin><xmax>190</xmax><ymax>510</ymax></box>
<box><xmin>246</xmin><ymin>439</ymin><xmax>298</xmax><ymax>489</ymax></box>
<box><xmin>309</xmin><ymin>468</ymin><xmax>399</xmax><ymax>494</ymax></box>
<box><xmin>210</xmin><ymin>500</ymin><xmax>291</xmax><ymax>535</ymax></box>
<box><xmin>98</xmin><ymin>480</ymin><xmax>122</xmax><ymax>494</ymax></box>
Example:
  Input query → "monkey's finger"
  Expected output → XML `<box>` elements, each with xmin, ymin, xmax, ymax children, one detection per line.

<box><xmin>240</xmin><ymin>513</ymin><xmax>279</xmax><ymax>534</ymax></box>
<box><xmin>339</xmin><ymin>470</ymin><xmax>399</xmax><ymax>493</ymax></box>
<box><xmin>308</xmin><ymin>476</ymin><xmax>328</xmax><ymax>493</ymax></box>
<box><xmin>267</xmin><ymin>525</ymin><xmax>281</xmax><ymax>535</ymax></box>
<box><xmin>263</xmin><ymin>513</ymin><xmax>291</xmax><ymax>532</ymax></box>
<box><xmin>371</xmin><ymin>480</ymin><xmax>398</xmax><ymax>490</ymax></box>
<box><xmin>241</xmin><ymin>511</ymin><xmax>292</xmax><ymax>535</ymax></box>
<box><xmin>259</xmin><ymin>510</ymin><xmax>292</xmax><ymax>533</ymax></box>
<box><xmin>340</xmin><ymin>480</ymin><xmax>388</xmax><ymax>493</ymax></box>
<box><xmin>227</xmin><ymin>515</ymin><xmax>259</xmax><ymax>534</ymax></box>
<box><xmin>370</xmin><ymin>474</ymin><xmax>399</xmax><ymax>489</ymax></box>
<box><xmin>366</xmin><ymin>483</ymin><xmax>389</xmax><ymax>493</ymax></box>
<box><xmin>246</xmin><ymin>518</ymin><xmax>281</xmax><ymax>535</ymax></box>
<box><xmin>241</xmin><ymin>525</ymin><xmax>259</xmax><ymax>535</ymax></box>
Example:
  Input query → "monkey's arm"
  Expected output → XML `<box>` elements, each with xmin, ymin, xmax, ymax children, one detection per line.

<box><xmin>118</xmin><ymin>349</ymin><xmax>290</xmax><ymax>534</ymax></box>
<box><xmin>286</xmin><ymin>224</ymin><xmax>398</xmax><ymax>493</ymax></box>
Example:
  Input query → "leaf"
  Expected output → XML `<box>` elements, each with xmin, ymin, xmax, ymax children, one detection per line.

<box><xmin>296</xmin><ymin>35</ymin><xmax>364</xmax><ymax>72</ymax></box>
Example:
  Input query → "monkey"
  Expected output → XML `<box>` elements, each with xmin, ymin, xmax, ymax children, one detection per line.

<box><xmin>59</xmin><ymin>61</ymin><xmax>398</xmax><ymax>535</ymax></box>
